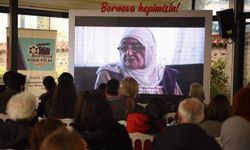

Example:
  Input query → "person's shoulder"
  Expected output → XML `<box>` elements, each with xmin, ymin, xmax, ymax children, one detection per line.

<box><xmin>164</xmin><ymin>65</ymin><xmax>179</xmax><ymax>75</ymax></box>
<box><xmin>98</xmin><ymin>62</ymin><xmax>120</xmax><ymax>70</ymax></box>
<box><xmin>223</xmin><ymin>116</ymin><xmax>250</xmax><ymax>129</ymax></box>
<box><xmin>223</xmin><ymin>116</ymin><xmax>245</xmax><ymax>124</ymax></box>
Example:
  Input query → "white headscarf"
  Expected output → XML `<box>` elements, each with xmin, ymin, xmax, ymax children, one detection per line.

<box><xmin>96</xmin><ymin>28</ymin><xmax>165</xmax><ymax>88</ymax></box>
<box><xmin>118</xmin><ymin>28</ymin><xmax>165</xmax><ymax>86</ymax></box>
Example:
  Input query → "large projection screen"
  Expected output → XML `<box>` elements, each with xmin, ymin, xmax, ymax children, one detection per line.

<box><xmin>69</xmin><ymin>10</ymin><xmax>212</xmax><ymax>102</ymax></box>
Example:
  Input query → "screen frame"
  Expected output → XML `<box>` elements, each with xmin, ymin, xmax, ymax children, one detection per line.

<box><xmin>69</xmin><ymin>10</ymin><xmax>212</xmax><ymax>102</ymax></box>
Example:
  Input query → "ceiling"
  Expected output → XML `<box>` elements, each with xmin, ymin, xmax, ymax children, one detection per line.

<box><xmin>0</xmin><ymin>0</ymin><xmax>185</xmax><ymax>12</ymax></box>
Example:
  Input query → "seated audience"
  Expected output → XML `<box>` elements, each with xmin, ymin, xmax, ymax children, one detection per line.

<box><xmin>105</xmin><ymin>79</ymin><xmax>123</xmax><ymax>120</ymax></box>
<box><xmin>106</xmin><ymin>79</ymin><xmax>119</xmax><ymax>101</ymax></box>
<box><xmin>200</xmin><ymin>94</ymin><xmax>232</xmax><ymax>137</ymax></box>
<box><xmin>189</xmin><ymin>82</ymin><xmax>206</xmax><ymax>103</ymax></box>
<box><xmin>152</xmin><ymin>98</ymin><xmax>221</xmax><ymax>150</ymax></box>
<box><xmin>120</xmin><ymin>77</ymin><xmax>144</xmax><ymax>116</ymax></box>
<box><xmin>37</xmin><ymin>76</ymin><xmax>56</xmax><ymax>118</ymax></box>
<box><xmin>0</xmin><ymin>70</ymin><xmax>15</xmax><ymax>93</ymax></box>
<box><xmin>0</xmin><ymin>72</ymin><xmax>26</xmax><ymax>113</ymax></box>
<box><xmin>0</xmin><ymin>91</ymin><xmax>38</xmax><ymax>149</ymax></box>
<box><xmin>98</xmin><ymin>83</ymin><xmax>107</xmax><ymax>97</ymax></box>
<box><xmin>58</xmin><ymin>72</ymin><xmax>74</xmax><ymax>83</ymax></box>
<box><xmin>30</xmin><ymin>117</ymin><xmax>65</xmax><ymax>150</ymax></box>
<box><xmin>221</xmin><ymin>87</ymin><xmax>250</xmax><ymax>150</ymax></box>
<box><xmin>39</xmin><ymin>127</ymin><xmax>87</xmax><ymax>150</ymax></box>
<box><xmin>46</xmin><ymin>77</ymin><xmax>77</xmax><ymax>118</ymax></box>
<box><xmin>127</xmin><ymin>98</ymin><xmax>169</xmax><ymax>134</ymax></box>
<box><xmin>71</xmin><ymin>90</ymin><xmax>132</xmax><ymax>150</ymax></box>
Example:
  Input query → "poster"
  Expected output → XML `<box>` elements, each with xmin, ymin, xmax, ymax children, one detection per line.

<box><xmin>7</xmin><ymin>28</ymin><xmax>57</xmax><ymax>97</ymax></box>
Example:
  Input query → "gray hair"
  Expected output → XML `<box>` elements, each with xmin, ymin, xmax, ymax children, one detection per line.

<box><xmin>189</xmin><ymin>82</ymin><xmax>205</xmax><ymax>102</ymax></box>
<box><xmin>6</xmin><ymin>91</ymin><xmax>36</xmax><ymax>120</ymax></box>
<box><xmin>178</xmin><ymin>98</ymin><xmax>204</xmax><ymax>124</ymax></box>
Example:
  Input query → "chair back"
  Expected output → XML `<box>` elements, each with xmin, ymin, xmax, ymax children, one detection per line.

<box><xmin>0</xmin><ymin>113</ymin><xmax>10</xmax><ymax>121</ymax></box>
<box><xmin>60</xmin><ymin>118</ymin><xmax>73</xmax><ymax>126</ymax></box>
<box><xmin>129</xmin><ymin>132</ymin><xmax>154</xmax><ymax>150</ymax></box>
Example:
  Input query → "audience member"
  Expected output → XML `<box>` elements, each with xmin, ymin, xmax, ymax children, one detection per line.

<box><xmin>37</xmin><ymin>76</ymin><xmax>56</xmax><ymax>118</ymax></box>
<box><xmin>200</xmin><ymin>94</ymin><xmax>232</xmax><ymax>137</ymax></box>
<box><xmin>30</xmin><ymin>117</ymin><xmax>65</xmax><ymax>150</ymax></box>
<box><xmin>0</xmin><ymin>91</ymin><xmax>37</xmax><ymax>149</ymax></box>
<box><xmin>58</xmin><ymin>72</ymin><xmax>74</xmax><ymax>83</ymax></box>
<box><xmin>189</xmin><ymin>82</ymin><xmax>205</xmax><ymax>102</ymax></box>
<box><xmin>221</xmin><ymin>87</ymin><xmax>250</xmax><ymax>150</ymax></box>
<box><xmin>105</xmin><ymin>79</ymin><xmax>124</xmax><ymax>120</ymax></box>
<box><xmin>0</xmin><ymin>70</ymin><xmax>15</xmax><ymax>93</ymax></box>
<box><xmin>39</xmin><ymin>127</ymin><xmax>87</xmax><ymax>150</ymax></box>
<box><xmin>46</xmin><ymin>77</ymin><xmax>77</xmax><ymax>118</ymax></box>
<box><xmin>97</xmin><ymin>83</ymin><xmax>106</xmax><ymax>97</ymax></box>
<box><xmin>119</xmin><ymin>77</ymin><xmax>144</xmax><ymax>115</ymax></box>
<box><xmin>0</xmin><ymin>72</ymin><xmax>26</xmax><ymax>113</ymax></box>
<box><xmin>106</xmin><ymin>79</ymin><xmax>119</xmax><ymax>100</ymax></box>
<box><xmin>72</xmin><ymin>90</ymin><xmax>132</xmax><ymax>150</ymax></box>
<box><xmin>126</xmin><ymin>98</ymin><xmax>169</xmax><ymax>134</ymax></box>
<box><xmin>152</xmin><ymin>98</ymin><xmax>221</xmax><ymax>150</ymax></box>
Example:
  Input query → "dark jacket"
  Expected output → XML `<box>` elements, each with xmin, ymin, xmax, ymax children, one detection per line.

<box><xmin>0</xmin><ymin>119</ymin><xmax>37</xmax><ymax>149</ymax></box>
<box><xmin>72</xmin><ymin>121</ymin><xmax>132</xmax><ymax>150</ymax></box>
<box><xmin>37</xmin><ymin>91</ymin><xmax>54</xmax><ymax>118</ymax></box>
<box><xmin>0</xmin><ymin>88</ymin><xmax>19</xmax><ymax>114</ymax></box>
<box><xmin>152</xmin><ymin>123</ymin><xmax>221</xmax><ymax>150</ymax></box>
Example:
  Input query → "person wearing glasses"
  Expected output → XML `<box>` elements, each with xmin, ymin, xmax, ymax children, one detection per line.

<box><xmin>94</xmin><ymin>27</ymin><xmax>182</xmax><ymax>95</ymax></box>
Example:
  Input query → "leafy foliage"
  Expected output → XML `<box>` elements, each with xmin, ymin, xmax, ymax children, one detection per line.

<box><xmin>210</xmin><ymin>59</ymin><xmax>229</xmax><ymax>98</ymax></box>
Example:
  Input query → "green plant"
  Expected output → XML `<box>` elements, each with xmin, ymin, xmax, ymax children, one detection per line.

<box><xmin>210</xmin><ymin>59</ymin><xmax>229</xmax><ymax>98</ymax></box>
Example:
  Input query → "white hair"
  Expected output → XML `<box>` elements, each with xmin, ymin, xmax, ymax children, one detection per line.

<box><xmin>6</xmin><ymin>91</ymin><xmax>36</xmax><ymax>120</ymax></box>
<box><xmin>178</xmin><ymin>98</ymin><xmax>204</xmax><ymax>124</ymax></box>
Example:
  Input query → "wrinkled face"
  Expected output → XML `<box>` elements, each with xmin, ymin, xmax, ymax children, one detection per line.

<box><xmin>118</xmin><ymin>38</ymin><xmax>145</xmax><ymax>69</ymax></box>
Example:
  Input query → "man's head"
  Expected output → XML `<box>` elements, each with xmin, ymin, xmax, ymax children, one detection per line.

<box><xmin>118</xmin><ymin>28</ymin><xmax>157</xmax><ymax>70</ymax></box>
<box><xmin>178</xmin><ymin>98</ymin><xmax>204</xmax><ymax>124</ymax></box>
<box><xmin>105</xmin><ymin>79</ymin><xmax>119</xmax><ymax>97</ymax></box>
<box><xmin>8</xmin><ymin>72</ymin><xmax>26</xmax><ymax>91</ymax></box>
<box><xmin>3</xmin><ymin>71</ymin><xmax>15</xmax><ymax>86</ymax></box>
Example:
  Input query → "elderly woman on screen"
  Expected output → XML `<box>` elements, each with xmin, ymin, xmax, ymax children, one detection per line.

<box><xmin>95</xmin><ymin>27</ymin><xmax>182</xmax><ymax>95</ymax></box>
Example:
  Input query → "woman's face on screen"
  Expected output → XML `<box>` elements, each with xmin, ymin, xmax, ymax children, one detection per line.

<box><xmin>118</xmin><ymin>38</ymin><xmax>145</xmax><ymax>69</ymax></box>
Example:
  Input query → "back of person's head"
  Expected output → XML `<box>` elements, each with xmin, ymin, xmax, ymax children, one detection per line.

<box><xmin>6</xmin><ymin>91</ymin><xmax>36</xmax><ymax>120</ymax></box>
<box><xmin>207</xmin><ymin>94</ymin><xmax>232</xmax><ymax>121</ymax></box>
<box><xmin>178</xmin><ymin>98</ymin><xmax>204</xmax><ymax>124</ymax></box>
<box><xmin>58</xmin><ymin>72</ymin><xmax>73</xmax><ymax>83</ymax></box>
<box><xmin>39</xmin><ymin>127</ymin><xmax>87</xmax><ymax>150</ymax></box>
<box><xmin>189</xmin><ymin>82</ymin><xmax>205</xmax><ymax>102</ymax></box>
<box><xmin>144</xmin><ymin>98</ymin><xmax>169</xmax><ymax>119</ymax></box>
<box><xmin>43</xmin><ymin>76</ymin><xmax>56</xmax><ymax>91</ymax></box>
<box><xmin>106</xmin><ymin>79</ymin><xmax>119</xmax><ymax>96</ymax></box>
<box><xmin>7</xmin><ymin>72</ymin><xmax>26</xmax><ymax>91</ymax></box>
<box><xmin>3</xmin><ymin>70</ymin><xmax>15</xmax><ymax>86</ymax></box>
<box><xmin>74</xmin><ymin>90</ymin><xmax>113</xmax><ymax>130</ymax></box>
<box><xmin>233</xmin><ymin>87</ymin><xmax>250</xmax><ymax>122</ymax></box>
<box><xmin>49</xmin><ymin>78</ymin><xmax>77</xmax><ymax>118</ymax></box>
<box><xmin>119</xmin><ymin>77</ymin><xmax>138</xmax><ymax>98</ymax></box>
<box><xmin>30</xmin><ymin>117</ymin><xmax>65</xmax><ymax>150</ymax></box>
<box><xmin>97</xmin><ymin>83</ymin><xmax>106</xmax><ymax>97</ymax></box>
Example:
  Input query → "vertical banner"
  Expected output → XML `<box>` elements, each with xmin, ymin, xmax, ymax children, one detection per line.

<box><xmin>7</xmin><ymin>28</ymin><xmax>57</xmax><ymax>97</ymax></box>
